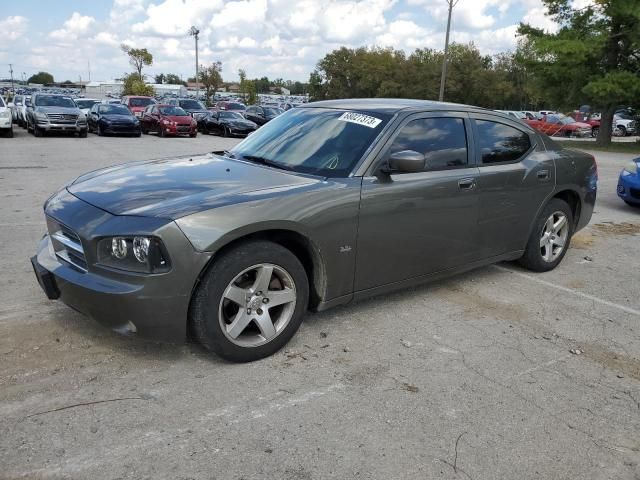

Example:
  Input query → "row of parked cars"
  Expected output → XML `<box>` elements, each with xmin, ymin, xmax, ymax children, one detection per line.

<box><xmin>498</xmin><ymin>109</ymin><xmax>637</xmax><ymax>138</ymax></box>
<box><xmin>3</xmin><ymin>94</ymin><xmax>286</xmax><ymax>139</ymax></box>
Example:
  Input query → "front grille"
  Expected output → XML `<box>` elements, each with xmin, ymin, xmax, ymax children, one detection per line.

<box><xmin>177</xmin><ymin>125</ymin><xmax>191</xmax><ymax>133</ymax></box>
<box><xmin>48</xmin><ymin>219</ymin><xmax>87</xmax><ymax>272</ymax></box>
<box><xmin>630</xmin><ymin>188</ymin><xmax>640</xmax><ymax>200</ymax></box>
<box><xmin>47</xmin><ymin>113</ymin><xmax>78</xmax><ymax>123</ymax></box>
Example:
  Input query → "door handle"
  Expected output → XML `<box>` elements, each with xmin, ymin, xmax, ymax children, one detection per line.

<box><xmin>458</xmin><ymin>178</ymin><xmax>476</xmax><ymax>190</ymax></box>
<box><xmin>537</xmin><ymin>169</ymin><xmax>550</xmax><ymax>180</ymax></box>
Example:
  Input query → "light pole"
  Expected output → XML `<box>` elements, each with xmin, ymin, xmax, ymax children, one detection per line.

<box><xmin>189</xmin><ymin>26</ymin><xmax>200</xmax><ymax>100</ymax></box>
<box><xmin>439</xmin><ymin>0</ymin><xmax>459</xmax><ymax>102</ymax></box>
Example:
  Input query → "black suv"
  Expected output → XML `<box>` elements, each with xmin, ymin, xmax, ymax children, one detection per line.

<box><xmin>26</xmin><ymin>94</ymin><xmax>87</xmax><ymax>137</ymax></box>
<box><xmin>166</xmin><ymin>98</ymin><xmax>209</xmax><ymax>121</ymax></box>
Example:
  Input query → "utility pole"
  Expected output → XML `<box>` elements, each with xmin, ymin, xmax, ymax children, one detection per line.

<box><xmin>189</xmin><ymin>26</ymin><xmax>200</xmax><ymax>100</ymax></box>
<box><xmin>88</xmin><ymin>59</ymin><xmax>91</xmax><ymax>82</ymax></box>
<box><xmin>9</xmin><ymin>64</ymin><xmax>15</xmax><ymax>94</ymax></box>
<box><xmin>438</xmin><ymin>0</ymin><xmax>458</xmax><ymax>102</ymax></box>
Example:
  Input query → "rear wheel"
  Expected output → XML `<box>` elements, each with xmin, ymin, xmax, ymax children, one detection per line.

<box><xmin>613</xmin><ymin>126</ymin><xmax>626</xmax><ymax>137</ymax></box>
<box><xmin>518</xmin><ymin>198</ymin><xmax>573</xmax><ymax>272</ymax></box>
<box><xmin>190</xmin><ymin>241</ymin><xmax>309</xmax><ymax>362</ymax></box>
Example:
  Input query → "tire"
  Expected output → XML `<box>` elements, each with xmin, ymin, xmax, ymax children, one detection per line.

<box><xmin>159</xmin><ymin>127</ymin><xmax>165</xmax><ymax>138</ymax></box>
<box><xmin>79</xmin><ymin>129</ymin><xmax>87</xmax><ymax>138</ymax></box>
<box><xmin>27</xmin><ymin>120</ymin><xmax>33</xmax><ymax>133</ymax></box>
<box><xmin>141</xmin><ymin>126</ymin><xmax>148</xmax><ymax>135</ymax></box>
<box><xmin>222</xmin><ymin>126</ymin><xmax>229</xmax><ymax>137</ymax></box>
<box><xmin>613</xmin><ymin>126</ymin><xmax>626</xmax><ymax>137</ymax></box>
<box><xmin>518</xmin><ymin>198</ymin><xmax>573</xmax><ymax>272</ymax></box>
<box><xmin>190</xmin><ymin>131</ymin><xmax>197</xmax><ymax>138</ymax></box>
<box><xmin>97</xmin><ymin>125</ymin><xmax>104</xmax><ymax>136</ymax></box>
<box><xmin>591</xmin><ymin>127</ymin><xmax>599</xmax><ymax>138</ymax></box>
<box><xmin>33</xmin><ymin>125</ymin><xmax>43</xmax><ymax>137</ymax></box>
<box><xmin>190</xmin><ymin>241</ymin><xmax>309</xmax><ymax>362</ymax></box>
<box><xmin>624</xmin><ymin>200</ymin><xmax>640</xmax><ymax>208</ymax></box>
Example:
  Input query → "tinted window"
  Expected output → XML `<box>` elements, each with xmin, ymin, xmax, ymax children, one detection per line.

<box><xmin>76</xmin><ymin>99</ymin><xmax>99</xmax><ymax>109</ymax></box>
<box><xmin>389</xmin><ymin>117</ymin><xmax>468</xmax><ymax>172</ymax></box>
<box><xmin>159</xmin><ymin>106</ymin><xmax>189</xmax><ymax>116</ymax></box>
<box><xmin>35</xmin><ymin>95</ymin><xmax>76</xmax><ymax>108</ymax></box>
<box><xmin>230</xmin><ymin>108</ymin><xmax>390</xmax><ymax>178</ymax></box>
<box><xmin>219</xmin><ymin>112</ymin><xmax>243</xmax><ymax>119</ymax></box>
<box><xmin>476</xmin><ymin>120</ymin><xmax>531</xmax><ymax>164</ymax></box>
<box><xmin>99</xmin><ymin>105</ymin><xmax>132</xmax><ymax>115</ymax></box>
<box><xmin>179</xmin><ymin>100</ymin><xmax>205</xmax><ymax>110</ymax></box>
<box><xmin>227</xmin><ymin>103</ymin><xmax>245</xmax><ymax>111</ymax></box>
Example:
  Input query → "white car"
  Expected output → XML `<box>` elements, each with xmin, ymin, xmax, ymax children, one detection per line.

<box><xmin>497</xmin><ymin>110</ymin><xmax>527</xmax><ymax>120</ymax></box>
<box><xmin>74</xmin><ymin>98</ymin><xmax>100</xmax><ymax>117</ymax></box>
<box><xmin>0</xmin><ymin>96</ymin><xmax>13</xmax><ymax>137</ymax></box>
<box><xmin>539</xmin><ymin>110</ymin><xmax>557</xmax><ymax>116</ymax></box>
<box><xmin>613</xmin><ymin>114</ymin><xmax>637</xmax><ymax>136</ymax></box>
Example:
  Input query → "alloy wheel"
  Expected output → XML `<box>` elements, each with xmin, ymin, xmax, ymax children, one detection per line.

<box><xmin>540</xmin><ymin>211</ymin><xmax>569</xmax><ymax>262</ymax></box>
<box><xmin>218</xmin><ymin>263</ymin><xmax>297</xmax><ymax>347</ymax></box>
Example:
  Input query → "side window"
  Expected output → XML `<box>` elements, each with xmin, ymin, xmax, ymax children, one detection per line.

<box><xmin>476</xmin><ymin>120</ymin><xmax>531</xmax><ymax>164</ymax></box>
<box><xmin>389</xmin><ymin>117</ymin><xmax>468</xmax><ymax>172</ymax></box>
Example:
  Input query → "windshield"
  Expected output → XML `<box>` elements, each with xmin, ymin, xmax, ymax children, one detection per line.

<box><xmin>35</xmin><ymin>95</ymin><xmax>76</xmax><ymax>108</ymax></box>
<box><xmin>559</xmin><ymin>116</ymin><xmax>575</xmax><ymax>125</ymax></box>
<box><xmin>129</xmin><ymin>97</ymin><xmax>154</xmax><ymax>107</ymax></box>
<box><xmin>230</xmin><ymin>108</ymin><xmax>390</xmax><ymax>178</ymax></box>
<box><xmin>76</xmin><ymin>99</ymin><xmax>99</xmax><ymax>109</ymax></box>
<box><xmin>219</xmin><ymin>111</ymin><xmax>244</xmax><ymax>119</ymax></box>
<box><xmin>159</xmin><ymin>106</ymin><xmax>189</xmax><ymax>116</ymax></box>
<box><xmin>226</xmin><ymin>103</ymin><xmax>246</xmax><ymax>111</ymax></box>
<box><xmin>179</xmin><ymin>100</ymin><xmax>205</xmax><ymax>110</ymax></box>
<box><xmin>99</xmin><ymin>104</ymin><xmax>132</xmax><ymax>115</ymax></box>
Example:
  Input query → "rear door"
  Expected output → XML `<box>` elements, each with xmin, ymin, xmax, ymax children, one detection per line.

<box><xmin>355</xmin><ymin>112</ymin><xmax>481</xmax><ymax>291</ymax></box>
<box><xmin>470</xmin><ymin>114</ymin><xmax>555</xmax><ymax>258</ymax></box>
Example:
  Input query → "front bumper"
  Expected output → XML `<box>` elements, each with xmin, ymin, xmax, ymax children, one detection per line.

<box><xmin>102</xmin><ymin>123</ymin><xmax>141</xmax><ymax>135</ymax></box>
<box><xmin>617</xmin><ymin>172</ymin><xmax>640</xmax><ymax>205</ymax></box>
<box><xmin>163</xmin><ymin>124</ymin><xmax>197</xmax><ymax>136</ymax></box>
<box><xmin>31</xmin><ymin>190</ymin><xmax>212</xmax><ymax>341</ymax></box>
<box><xmin>0</xmin><ymin>116</ymin><xmax>11</xmax><ymax>129</ymax></box>
<box><xmin>38</xmin><ymin>121</ymin><xmax>86</xmax><ymax>132</ymax></box>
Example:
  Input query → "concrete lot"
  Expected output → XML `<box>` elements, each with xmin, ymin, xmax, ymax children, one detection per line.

<box><xmin>1</xmin><ymin>128</ymin><xmax>639</xmax><ymax>480</ymax></box>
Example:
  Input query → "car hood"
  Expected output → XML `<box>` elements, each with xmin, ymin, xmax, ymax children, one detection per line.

<box><xmin>222</xmin><ymin>119</ymin><xmax>256</xmax><ymax>128</ymax></box>
<box><xmin>36</xmin><ymin>106</ymin><xmax>80</xmax><ymax>114</ymax></box>
<box><xmin>67</xmin><ymin>154</ymin><xmax>318</xmax><ymax>219</ymax></box>
<box><xmin>163</xmin><ymin>115</ymin><xmax>194</xmax><ymax>123</ymax></box>
<box><xmin>102</xmin><ymin>114</ymin><xmax>137</xmax><ymax>122</ymax></box>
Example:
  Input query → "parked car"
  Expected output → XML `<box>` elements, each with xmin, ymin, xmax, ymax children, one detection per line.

<box><xmin>0</xmin><ymin>95</ymin><xmax>13</xmax><ymax>137</ymax></box>
<box><xmin>539</xmin><ymin>110</ymin><xmax>557</xmax><ymax>116</ymax></box>
<box><xmin>88</xmin><ymin>103</ymin><xmax>141</xmax><ymax>137</ymax></box>
<box><xmin>10</xmin><ymin>94</ymin><xmax>24</xmax><ymax>124</ymax></box>
<box><xmin>497</xmin><ymin>110</ymin><xmax>527</xmax><ymax>121</ymax></box>
<box><xmin>166</xmin><ymin>98</ymin><xmax>209</xmax><ymax>121</ymax></box>
<box><xmin>198</xmin><ymin>110</ymin><xmax>257</xmax><ymax>137</ymax></box>
<box><xmin>527</xmin><ymin>114</ymin><xmax>592</xmax><ymax>137</ymax></box>
<box><xmin>121</xmin><ymin>96</ymin><xmax>156</xmax><ymax>118</ymax></box>
<box><xmin>212</xmin><ymin>101</ymin><xmax>247</xmax><ymax>115</ymax></box>
<box><xmin>140</xmin><ymin>104</ymin><xmax>197</xmax><ymax>137</ymax></box>
<box><xmin>75</xmin><ymin>98</ymin><xmax>100</xmax><ymax>116</ymax></box>
<box><xmin>617</xmin><ymin>158</ymin><xmax>640</xmax><ymax>207</ymax></box>
<box><xmin>244</xmin><ymin>105</ymin><xmax>282</xmax><ymax>126</ymax></box>
<box><xmin>17</xmin><ymin>95</ymin><xmax>30</xmax><ymax>127</ymax></box>
<box><xmin>31</xmin><ymin>99</ymin><xmax>597</xmax><ymax>362</ymax></box>
<box><xmin>570</xmin><ymin>111</ymin><xmax>600</xmax><ymax>137</ymax></box>
<box><xmin>523</xmin><ymin>111</ymin><xmax>543</xmax><ymax>120</ymax></box>
<box><xmin>613</xmin><ymin>113</ymin><xmax>637</xmax><ymax>137</ymax></box>
<box><xmin>26</xmin><ymin>93</ymin><xmax>87</xmax><ymax>137</ymax></box>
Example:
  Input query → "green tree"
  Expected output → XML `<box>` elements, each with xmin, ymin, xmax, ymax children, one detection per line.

<box><xmin>518</xmin><ymin>0</ymin><xmax>640</xmax><ymax>145</ymax></box>
<box><xmin>27</xmin><ymin>71</ymin><xmax>54</xmax><ymax>84</ymax></box>
<box><xmin>199</xmin><ymin>62</ymin><xmax>223</xmax><ymax>105</ymax></box>
<box><xmin>238</xmin><ymin>69</ymin><xmax>248</xmax><ymax>101</ymax></box>
<box><xmin>154</xmin><ymin>73</ymin><xmax>165</xmax><ymax>84</ymax></box>
<box><xmin>122</xmin><ymin>72</ymin><xmax>155</xmax><ymax>96</ymax></box>
<box><xmin>121</xmin><ymin>44</ymin><xmax>153</xmax><ymax>81</ymax></box>
<box><xmin>165</xmin><ymin>73</ymin><xmax>185</xmax><ymax>85</ymax></box>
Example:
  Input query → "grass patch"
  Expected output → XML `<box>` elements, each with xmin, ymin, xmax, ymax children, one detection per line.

<box><xmin>556</xmin><ymin>140</ymin><xmax>640</xmax><ymax>154</ymax></box>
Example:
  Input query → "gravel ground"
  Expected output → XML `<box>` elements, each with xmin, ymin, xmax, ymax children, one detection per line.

<box><xmin>1</xmin><ymin>128</ymin><xmax>639</xmax><ymax>480</ymax></box>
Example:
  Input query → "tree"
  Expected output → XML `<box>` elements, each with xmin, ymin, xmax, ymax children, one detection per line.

<box><xmin>122</xmin><ymin>73</ymin><xmax>155</xmax><ymax>97</ymax></box>
<box><xmin>27</xmin><ymin>71</ymin><xmax>54</xmax><ymax>84</ymax></box>
<box><xmin>198</xmin><ymin>62</ymin><xmax>223</xmax><ymax>105</ymax></box>
<box><xmin>518</xmin><ymin>0</ymin><xmax>640</xmax><ymax>146</ymax></box>
<box><xmin>121</xmin><ymin>44</ymin><xmax>153</xmax><ymax>81</ymax></box>
<box><xmin>238</xmin><ymin>69</ymin><xmax>248</xmax><ymax>101</ymax></box>
<box><xmin>154</xmin><ymin>73</ymin><xmax>165</xmax><ymax>84</ymax></box>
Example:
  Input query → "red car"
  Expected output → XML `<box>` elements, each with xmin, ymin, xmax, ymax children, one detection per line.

<box><xmin>570</xmin><ymin>111</ymin><xmax>600</xmax><ymax>137</ymax></box>
<box><xmin>140</xmin><ymin>104</ymin><xmax>197</xmax><ymax>137</ymax></box>
<box><xmin>211</xmin><ymin>101</ymin><xmax>247</xmax><ymax>115</ymax></box>
<box><xmin>527</xmin><ymin>114</ymin><xmax>592</xmax><ymax>137</ymax></box>
<box><xmin>122</xmin><ymin>95</ymin><xmax>157</xmax><ymax>118</ymax></box>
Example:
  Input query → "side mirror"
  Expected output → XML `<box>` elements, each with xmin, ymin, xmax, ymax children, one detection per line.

<box><xmin>25</xmin><ymin>100</ymin><xmax>32</xmax><ymax>107</ymax></box>
<box><xmin>387</xmin><ymin>150</ymin><xmax>426</xmax><ymax>173</ymax></box>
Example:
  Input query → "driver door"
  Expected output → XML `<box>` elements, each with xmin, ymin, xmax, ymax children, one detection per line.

<box><xmin>355</xmin><ymin>113</ymin><xmax>480</xmax><ymax>291</ymax></box>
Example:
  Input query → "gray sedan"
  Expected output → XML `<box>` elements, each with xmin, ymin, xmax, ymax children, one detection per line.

<box><xmin>31</xmin><ymin>99</ymin><xmax>597</xmax><ymax>362</ymax></box>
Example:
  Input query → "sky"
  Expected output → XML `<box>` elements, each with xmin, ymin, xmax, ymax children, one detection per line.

<box><xmin>0</xmin><ymin>0</ymin><xmax>565</xmax><ymax>84</ymax></box>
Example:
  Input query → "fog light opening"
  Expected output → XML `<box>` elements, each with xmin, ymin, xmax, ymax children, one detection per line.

<box><xmin>617</xmin><ymin>185</ymin><xmax>625</xmax><ymax>194</ymax></box>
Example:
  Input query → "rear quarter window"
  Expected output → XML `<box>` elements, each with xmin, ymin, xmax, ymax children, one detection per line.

<box><xmin>476</xmin><ymin>120</ymin><xmax>532</xmax><ymax>164</ymax></box>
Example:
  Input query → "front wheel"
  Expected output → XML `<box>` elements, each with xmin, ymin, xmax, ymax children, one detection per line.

<box><xmin>518</xmin><ymin>198</ymin><xmax>573</xmax><ymax>272</ymax></box>
<box><xmin>190</xmin><ymin>241</ymin><xmax>309</xmax><ymax>362</ymax></box>
<box><xmin>624</xmin><ymin>200</ymin><xmax>640</xmax><ymax>208</ymax></box>
<box><xmin>591</xmin><ymin>127</ymin><xmax>599</xmax><ymax>138</ymax></box>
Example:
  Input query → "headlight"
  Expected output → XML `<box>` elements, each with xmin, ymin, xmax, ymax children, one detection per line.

<box><xmin>97</xmin><ymin>236</ymin><xmax>170</xmax><ymax>273</ymax></box>
<box><xmin>35</xmin><ymin>111</ymin><xmax>48</xmax><ymax>121</ymax></box>
<box><xmin>0</xmin><ymin>110</ymin><xmax>9</xmax><ymax>118</ymax></box>
<box><xmin>623</xmin><ymin>160</ymin><xmax>638</xmax><ymax>176</ymax></box>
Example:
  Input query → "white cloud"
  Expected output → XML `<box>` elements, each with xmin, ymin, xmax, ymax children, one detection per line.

<box><xmin>0</xmin><ymin>15</ymin><xmax>28</xmax><ymax>41</ymax></box>
<box><xmin>409</xmin><ymin>0</ymin><xmax>509</xmax><ymax>30</ymax></box>
<box><xmin>523</xmin><ymin>7</ymin><xmax>559</xmax><ymax>33</ymax></box>
<box><xmin>50</xmin><ymin>12</ymin><xmax>96</xmax><ymax>41</ymax></box>
<box><xmin>132</xmin><ymin>0</ymin><xmax>224</xmax><ymax>37</ymax></box>
<box><xmin>94</xmin><ymin>31</ymin><xmax>120</xmax><ymax>46</ymax></box>
<box><xmin>211</xmin><ymin>0</ymin><xmax>268</xmax><ymax>28</ymax></box>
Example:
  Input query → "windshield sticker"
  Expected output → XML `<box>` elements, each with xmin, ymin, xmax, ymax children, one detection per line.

<box><xmin>337</xmin><ymin>112</ymin><xmax>382</xmax><ymax>128</ymax></box>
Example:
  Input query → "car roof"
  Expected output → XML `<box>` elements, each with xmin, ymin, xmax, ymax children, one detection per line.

<box><xmin>302</xmin><ymin>98</ymin><xmax>496</xmax><ymax>115</ymax></box>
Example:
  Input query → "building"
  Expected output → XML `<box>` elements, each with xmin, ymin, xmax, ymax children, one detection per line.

<box><xmin>149</xmin><ymin>83</ymin><xmax>187</xmax><ymax>98</ymax></box>
<box><xmin>85</xmin><ymin>81</ymin><xmax>124</xmax><ymax>98</ymax></box>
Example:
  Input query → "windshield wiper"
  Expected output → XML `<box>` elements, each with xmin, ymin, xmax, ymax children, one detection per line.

<box><xmin>240</xmin><ymin>155</ymin><xmax>291</xmax><ymax>171</ymax></box>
